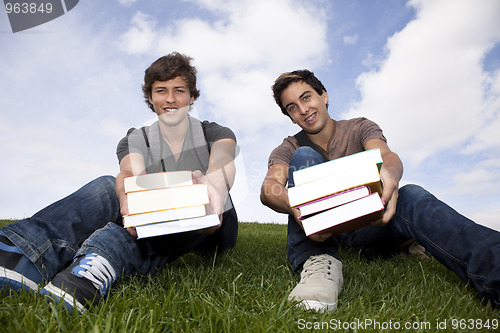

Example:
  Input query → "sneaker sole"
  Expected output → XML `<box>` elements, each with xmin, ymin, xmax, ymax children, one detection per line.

<box><xmin>298</xmin><ymin>299</ymin><xmax>338</xmax><ymax>312</ymax></box>
<box><xmin>0</xmin><ymin>267</ymin><xmax>39</xmax><ymax>292</ymax></box>
<box><xmin>40</xmin><ymin>282</ymin><xmax>87</xmax><ymax>314</ymax></box>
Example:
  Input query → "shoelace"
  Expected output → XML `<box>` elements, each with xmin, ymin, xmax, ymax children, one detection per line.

<box><xmin>72</xmin><ymin>254</ymin><xmax>117</xmax><ymax>295</ymax></box>
<box><xmin>302</xmin><ymin>255</ymin><xmax>335</xmax><ymax>281</ymax></box>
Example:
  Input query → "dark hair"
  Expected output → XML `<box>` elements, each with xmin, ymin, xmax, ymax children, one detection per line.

<box><xmin>142</xmin><ymin>52</ymin><xmax>201</xmax><ymax>112</ymax></box>
<box><xmin>272</xmin><ymin>69</ymin><xmax>327</xmax><ymax>117</ymax></box>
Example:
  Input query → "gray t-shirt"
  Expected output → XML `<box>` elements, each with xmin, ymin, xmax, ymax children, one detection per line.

<box><xmin>116</xmin><ymin>116</ymin><xmax>236</xmax><ymax>174</ymax></box>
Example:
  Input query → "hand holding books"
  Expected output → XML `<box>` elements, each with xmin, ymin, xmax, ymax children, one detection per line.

<box><xmin>192</xmin><ymin>170</ymin><xmax>223</xmax><ymax>235</ymax></box>
<box><xmin>289</xmin><ymin>149</ymin><xmax>385</xmax><ymax>237</ymax></box>
<box><xmin>123</xmin><ymin>171</ymin><xmax>220</xmax><ymax>239</ymax></box>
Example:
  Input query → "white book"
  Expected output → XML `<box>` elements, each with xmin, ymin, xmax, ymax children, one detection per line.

<box><xmin>135</xmin><ymin>214</ymin><xmax>220</xmax><ymax>238</ymax></box>
<box><xmin>127</xmin><ymin>184</ymin><xmax>209</xmax><ymax>215</ymax></box>
<box><xmin>123</xmin><ymin>205</ymin><xmax>207</xmax><ymax>227</ymax></box>
<box><xmin>124</xmin><ymin>171</ymin><xmax>192</xmax><ymax>193</ymax></box>
<box><xmin>288</xmin><ymin>163</ymin><xmax>382</xmax><ymax>207</ymax></box>
<box><xmin>302</xmin><ymin>193</ymin><xmax>384</xmax><ymax>236</ymax></box>
<box><xmin>292</xmin><ymin>149</ymin><xmax>382</xmax><ymax>186</ymax></box>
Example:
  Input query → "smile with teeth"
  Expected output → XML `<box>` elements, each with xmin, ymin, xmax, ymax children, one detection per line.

<box><xmin>305</xmin><ymin>113</ymin><xmax>316</xmax><ymax>123</ymax></box>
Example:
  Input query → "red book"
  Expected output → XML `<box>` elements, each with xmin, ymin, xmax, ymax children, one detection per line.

<box><xmin>301</xmin><ymin>193</ymin><xmax>384</xmax><ymax>236</ymax></box>
<box><xmin>297</xmin><ymin>186</ymin><xmax>371</xmax><ymax>218</ymax></box>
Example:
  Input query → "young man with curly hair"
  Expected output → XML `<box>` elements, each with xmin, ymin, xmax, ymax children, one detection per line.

<box><xmin>1</xmin><ymin>52</ymin><xmax>238</xmax><ymax>313</ymax></box>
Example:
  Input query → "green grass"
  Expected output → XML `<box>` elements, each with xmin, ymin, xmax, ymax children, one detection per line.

<box><xmin>1</xmin><ymin>220</ymin><xmax>498</xmax><ymax>332</ymax></box>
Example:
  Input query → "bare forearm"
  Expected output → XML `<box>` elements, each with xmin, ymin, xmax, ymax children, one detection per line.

<box><xmin>206</xmin><ymin>162</ymin><xmax>235</xmax><ymax>203</ymax></box>
<box><xmin>381</xmin><ymin>151</ymin><xmax>403</xmax><ymax>184</ymax></box>
<box><xmin>205</xmin><ymin>138</ymin><xmax>237</xmax><ymax>204</ymax></box>
<box><xmin>115</xmin><ymin>171</ymin><xmax>130</xmax><ymax>217</ymax></box>
<box><xmin>260</xmin><ymin>178</ymin><xmax>294</xmax><ymax>215</ymax></box>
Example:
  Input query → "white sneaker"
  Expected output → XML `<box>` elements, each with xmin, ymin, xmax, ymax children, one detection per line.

<box><xmin>288</xmin><ymin>254</ymin><xmax>343</xmax><ymax>312</ymax></box>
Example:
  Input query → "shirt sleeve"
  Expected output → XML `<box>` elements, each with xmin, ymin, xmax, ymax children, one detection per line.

<box><xmin>267</xmin><ymin>136</ymin><xmax>299</xmax><ymax>168</ymax></box>
<box><xmin>202</xmin><ymin>121</ymin><xmax>237</xmax><ymax>148</ymax></box>
<box><xmin>115</xmin><ymin>127</ymin><xmax>148</xmax><ymax>164</ymax></box>
<box><xmin>356</xmin><ymin>117</ymin><xmax>386</xmax><ymax>146</ymax></box>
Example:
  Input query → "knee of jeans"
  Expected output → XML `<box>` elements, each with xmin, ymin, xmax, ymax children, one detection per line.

<box><xmin>88</xmin><ymin>176</ymin><xmax>118</xmax><ymax>201</ymax></box>
<box><xmin>400</xmin><ymin>183</ymin><xmax>423</xmax><ymax>193</ymax></box>
<box><xmin>293</xmin><ymin>146</ymin><xmax>323</xmax><ymax>160</ymax></box>
<box><xmin>289</xmin><ymin>147</ymin><xmax>325</xmax><ymax>174</ymax></box>
<box><xmin>399</xmin><ymin>184</ymin><xmax>431</xmax><ymax>203</ymax></box>
<box><xmin>94</xmin><ymin>175</ymin><xmax>116</xmax><ymax>190</ymax></box>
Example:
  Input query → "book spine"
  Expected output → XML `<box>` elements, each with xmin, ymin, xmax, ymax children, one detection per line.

<box><xmin>295</xmin><ymin>185</ymin><xmax>371</xmax><ymax>208</ymax></box>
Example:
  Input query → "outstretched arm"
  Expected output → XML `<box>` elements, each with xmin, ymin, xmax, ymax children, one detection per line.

<box><xmin>364</xmin><ymin>138</ymin><xmax>403</xmax><ymax>225</ymax></box>
<box><xmin>260</xmin><ymin>164</ymin><xmax>295</xmax><ymax>215</ymax></box>
<box><xmin>260</xmin><ymin>163</ymin><xmax>333</xmax><ymax>242</ymax></box>
<box><xmin>194</xmin><ymin>138</ymin><xmax>237</xmax><ymax>234</ymax></box>
<box><xmin>116</xmin><ymin>153</ymin><xmax>147</xmax><ymax>238</ymax></box>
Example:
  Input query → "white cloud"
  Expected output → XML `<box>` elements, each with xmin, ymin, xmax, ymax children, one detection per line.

<box><xmin>118</xmin><ymin>0</ymin><xmax>137</xmax><ymax>7</ymax></box>
<box><xmin>0</xmin><ymin>10</ymin><xmax>148</xmax><ymax>218</ymax></box>
<box><xmin>343</xmin><ymin>0</ymin><xmax>500</xmax><ymax>230</ymax></box>
<box><xmin>118</xmin><ymin>0</ymin><xmax>330</xmax><ymax>137</ymax></box>
<box><xmin>345</xmin><ymin>0</ymin><xmax>500</xmax><ymax>165</ymax></box>
<box><xmin>343</xmin><ymin>34</ymin><xmax>358</xmax><ymax>45</ymax></box>
<box><xmin>118</xmin><ymin>11</ymin><xmax>156</xmax><ymax>55</ymax></box>
<box><xmin>468</xmin><ymin>209</ymin><xmax>500</xmax><ymax>232</ymax></box>
<box><xmin>462</xmin><ymin>68</ymin><xmax>500</xmax><ymax>155</ymax></box>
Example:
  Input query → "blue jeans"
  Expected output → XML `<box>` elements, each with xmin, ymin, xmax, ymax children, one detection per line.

<box><xmin>287</xmin><ymin>147</ymin><xmax>500</xmax><ymax>307</ymax></box>
<box><xmin>2</xmin><ymin>176</ymin><xmax>238</xmax><ymax>282</ymax></box>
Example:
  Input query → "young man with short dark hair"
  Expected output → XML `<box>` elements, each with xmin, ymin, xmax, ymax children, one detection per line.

<box><xmin>261</xmin><ymin>69</ymin><xmax>500</xmax><ymax>312</ymax></box>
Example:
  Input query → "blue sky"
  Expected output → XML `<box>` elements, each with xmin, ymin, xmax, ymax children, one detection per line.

<box><xmin>1</xmin><ymin>0</ymin><xmax>499</xmax><ymax>231</ymax></box>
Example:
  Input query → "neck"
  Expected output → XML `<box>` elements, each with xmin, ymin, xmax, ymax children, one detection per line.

<box><xmin>158</xmin><ymin>116</ymin><xmax>190</xmax><ymax>155</ymax></box>
<box><xmin>308</xmin><ymin>119</ymin><xmax>335</xmax><ymax>150</ymax></box>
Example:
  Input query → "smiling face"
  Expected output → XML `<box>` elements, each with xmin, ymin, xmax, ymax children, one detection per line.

<box><xmin>149</xmin><ymin>76</ymin><xmax>194</xmax><ymax>127</ymax></box>
<box><xmin>280</xmin><ymin>80</ymin><xmax>330</xmax><ymax>135</ymax></box>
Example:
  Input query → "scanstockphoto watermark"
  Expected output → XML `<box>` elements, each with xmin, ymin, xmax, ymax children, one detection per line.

<box><xmin>3</xmin><ymin>0</ymin><xmax>79</xmax><ymax>33</ymax></box>
<box><xmin>255</xmin><ymin>160</ymin><xmax>320</xmax><ymax>197</ymax></box>
<box><xmin>297</xmin><ymin>318</ymin><xmax>500</xmax><ymax>331</ymax></box>
<box><xmin>297</xmin><ymin>318</ymin><xmax>432</xmax><ymax>331</ymax></box>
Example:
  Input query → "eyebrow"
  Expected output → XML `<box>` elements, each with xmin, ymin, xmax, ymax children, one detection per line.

<box><xmin>284</xmin><ymin>90</ymin><xmax>311</xmax><ymax>110</ymax></box>
<box><xmin>153</xmin><ymin>85</ymin><xmax>187</xmax><ymax>90</ymax></box>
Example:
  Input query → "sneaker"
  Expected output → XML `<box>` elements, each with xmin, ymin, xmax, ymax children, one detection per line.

<box><xmin>40</xmin><ymin>253</ymin><xmax>117</xmax><ymax>313</ymax></box>
<box><xmin>0</xmin><ymin>232</ymin><xmax>43</xmax><ymax>293</ymax></box>
<box><xmin>399</xmin><ymin>239</ymin><xmax>431</xmax><ymax>260</ymax></box>
<box><xmin>288</xmin><ymin>254</ymin><xmax>343</xmax><ymax>312</ymax></box>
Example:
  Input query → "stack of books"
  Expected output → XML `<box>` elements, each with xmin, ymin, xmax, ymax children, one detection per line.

<box><xmin>123</xmin><ymin>171</ymin><xmax>219</xmax><ymax>238</ymax></box>
<box><xmin>288</xmin><ymin>149</ymin><xmax>385</xmax><ymax>236</ymax></box>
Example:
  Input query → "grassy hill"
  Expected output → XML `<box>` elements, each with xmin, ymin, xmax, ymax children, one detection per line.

<box><xmin>1</xmin><ymin>220</ymin><xmax>498</xmax><ymax>332</ymax></box>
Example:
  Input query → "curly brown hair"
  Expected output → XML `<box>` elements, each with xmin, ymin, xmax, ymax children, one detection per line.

<box><xmin>142</xmin><ymin>52</ymin><xmax>201</xmax><ymax>112</ymax></box>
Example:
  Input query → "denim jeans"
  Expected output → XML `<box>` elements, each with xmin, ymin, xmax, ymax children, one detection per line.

<box><xmin>287</xmin><ymin>146</ymin><xmax>500</xmax><ymax>307</ymax></box>
<box><xmin>2</xmin><ymin>176</ymin><xmax>238</xmax><ymax>282</ymax></box>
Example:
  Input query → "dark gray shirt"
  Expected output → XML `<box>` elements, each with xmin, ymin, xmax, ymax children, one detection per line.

<box><xmin>116</xmin><ymin>116</ymin><xmax>236</xmax><ymax>174</ymax></box>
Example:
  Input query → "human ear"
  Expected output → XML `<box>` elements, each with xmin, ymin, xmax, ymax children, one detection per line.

<box><xmin>321</xmin><ymin>91</ymin><xmax>329</xmax><ymax>105</ymax></box>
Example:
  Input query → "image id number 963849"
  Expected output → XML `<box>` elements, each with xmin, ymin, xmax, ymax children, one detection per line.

<box><xmin>448</xmin><ymin>318</ymin><xmax>499</xmax><ymax>330</ymax></box>
<box><xmin>5</xmin><ymin>2</ymin><xmax>53</xmax><ymax>14</ymax></box>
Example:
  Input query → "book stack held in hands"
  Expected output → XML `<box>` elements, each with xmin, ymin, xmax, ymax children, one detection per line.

<box><xmin>123</xmin><ymin>171</ymin><xmax>219</xmax><ymax>239</ymax></box>
<box><xmin>288</xmin><ymin>149</ymin><xmax>385</xmax><ymax>236</ymax></box>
